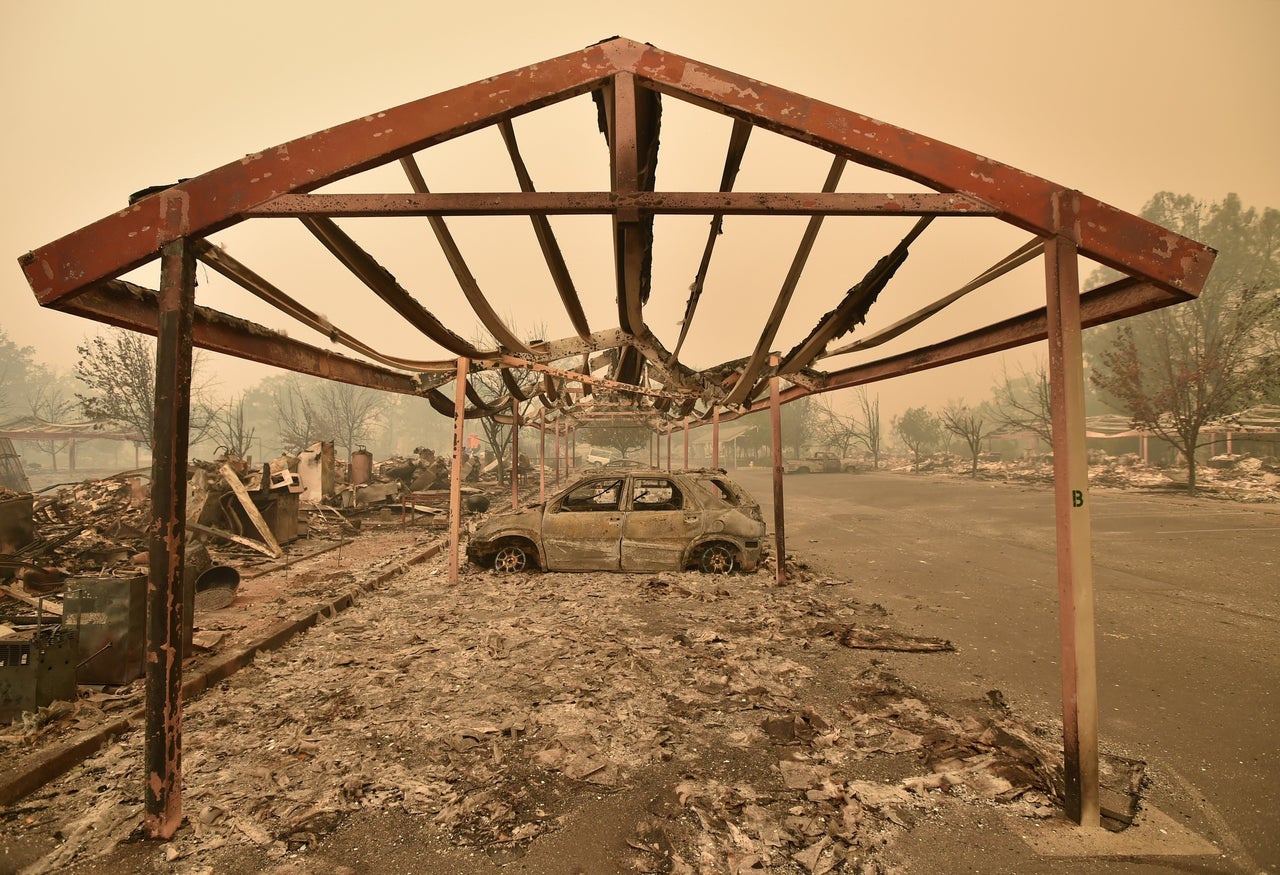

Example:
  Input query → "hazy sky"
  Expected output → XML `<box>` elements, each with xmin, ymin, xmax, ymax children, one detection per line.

<box><xmin>3</xmin><ymin>0</ymin><xmax>1277</xmax><ymax>421</ymax></box>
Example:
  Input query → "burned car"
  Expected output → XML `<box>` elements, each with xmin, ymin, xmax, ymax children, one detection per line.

<box><xmin>467</xmin><ymin>468</ymin><xmax>766</xmax><ymax>574</ymax></box>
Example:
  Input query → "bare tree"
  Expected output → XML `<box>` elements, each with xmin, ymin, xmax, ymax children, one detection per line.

<box><xmin>74</xmin><ymin>328</ymin><xmax>211</xmax><ymax>450</ymax></box>
<box><xmin>939</xmin><ymin>400</ymin><xmax>997</xmax><ymax>477</ymax></box>
<box><xmin>813</xmin><ymin>396</ymin><xmax>859</xmax><ymax>457</ymax></box>
<box><xmin>991</xmin><ymin>358</ymin><xmax>1052</xmax><ymax>447</ymax></box>
<box><xmin>270</xmin><ymin>375</ymin><xmax>332</xmax><ymax>453</ymax></box>
<box><xmin>853</xmin><ymin>388</ymin><xmax>883</xmax><ymax>469</ymax></box>
<box><xmin>205</xmin><ymin>394</ymin><xmax>257</xmax><ymax>460</ymax></box>
<box><xmin>814</xmin><ymin>389</ymin><xmax>883</xmax><ymax>468</ymax></box>
<box><xmin>317</xmin><ymin>381</ymin><xmax>386</xmax><ymax>464</ymax></box>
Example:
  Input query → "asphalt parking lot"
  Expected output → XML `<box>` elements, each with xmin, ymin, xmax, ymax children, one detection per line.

<box><xmin>730</xmin><ymin>466</ymin><xmax>1279</xmax><ymax>873</ymax></box>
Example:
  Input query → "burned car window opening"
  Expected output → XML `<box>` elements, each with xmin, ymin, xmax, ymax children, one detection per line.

<box><xmin>631</xmin><ymin>478</ymin><xmax>683</xmax><ymax>511</ymax></box>
<box><xmin>559</xmin><ymin>479</ymin><xmax>623</xmax><ymax>512</ymax></box>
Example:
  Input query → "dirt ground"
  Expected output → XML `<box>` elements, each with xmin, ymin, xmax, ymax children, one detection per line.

<box><xmin>0</xmin><ymin>521</ymin><xmax>1086</xmax><ymax>875</ymax></box>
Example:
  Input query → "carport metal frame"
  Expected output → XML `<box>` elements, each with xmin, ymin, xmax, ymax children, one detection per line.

<box><xmin>16</xmin><ymin>36</ymin><xmax>1215</xmax><ymax>835</ymax></box>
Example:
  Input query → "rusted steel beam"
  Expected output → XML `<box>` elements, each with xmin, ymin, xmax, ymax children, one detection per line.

<box><xmin>1044</xmin><ymin>221</ymin><xmax>1100</xmax><ymax>827</ymax></box>
<box><xmin>674</xmin><ymin>119</ymin><xmax>752</xmax><ymax>361</ymax></box>
<box><xmin>144</xmin><ymin>237</ymin><xmax>194</xmax><ymax>839</ymax></box>
<box><xmin>21</xmin><ymin>43</ymin><xmax>622</xmax><ymax>307</ymax></box>
<box><xmin>300</xmin><ymin>216</ymin><xmax>489</xmax><ymax>359</ymax></box>
<box><xmin>63</xmin><ymin>281</ymin><xmax>423</xmax><ymax>395</ymax></box>
<box><xmin>399</xmin><ymin>156</ymin><xmax>532</xmax><ymax>354</ymax></box>
<box><xmin>626</xmin><ymin>39</ymin><xmax>1215</xmax><ymax>296</ymax></box>
<box><xmin>809</xmin><ymin>276</ymin><xmax>1180</xmax><ymax>399</ymax></box>
<box><xmin>683</xmin><ymin>418</ymin><xmax>690</xmax><ymax>469</ymax></box>
<box><xmin>448</xmin><ymin>358</ymin><xmax>469</xmax><ymax>586</ymax></box>
<box><xmin>498</xmin><ymin>120</ymin><xmax>593</xmax><ymax>342</ymax></box>
<box><xmin>539</xmin><ymin>408</ymin><xmax>546</xmax><ymax>503</ymax></box>
<box><xmin>245</xmin><ymin>191</ymin><xmax>994</xmax><ymax>218</ymax></box>
<box><xmin>769</xmin><ymin>355</ymin><xmax>787</xmax><ymax>587</ymax></box>
<box><xmin>608</xmin><ymin>73</ymin><xmax>647</xmax><ymax>339</ymax></box>
<box><xmin>495</xmin><ymin>354</ymin><xmax>696</xmax><ymax>399</ymax></box>
<box><xmin>777</xmin><ymin>216</ymin><xmax>933</xmax><ymax>375</ymax></box>
<box><xmin>195</xmin><ymin>241</ymin><xmax>458</xmax><ymax>373</ymax></box>
<box><xmin>721</xmin><ymin>156</ymin><xmax>846</xmax><ymax>407</ymax></box>
<box><xmin>19</xmin><ymin>37</ymin><xmax>1212</xmax><ymax>314</ymax></box>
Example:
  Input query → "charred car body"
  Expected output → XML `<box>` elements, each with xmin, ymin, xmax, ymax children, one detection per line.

<box><xmin>467</xmin><ymin>468</ymin><xmax>766</xmax><ymax>574</ymax></box>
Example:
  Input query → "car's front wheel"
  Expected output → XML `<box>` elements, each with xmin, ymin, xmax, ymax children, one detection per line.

<box><xmin>698</xmin><ymin>543</ymin><xmax>736</xmax><ymax>574</ymax></box>
<box><xmin>492</xmin><ymin>541</ymin><xmax>533</xmax><ymax>573</ymax></box>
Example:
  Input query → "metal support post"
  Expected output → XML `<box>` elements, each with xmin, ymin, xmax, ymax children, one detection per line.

<box><xmin>144</xmin><ymin>237</ymin><xmax>195</xmax><ymax>839</ymax></box>
<box><xmin>539</xmin><ymin>408</ymin><xmax>546</xmax><ymax>503</ymax></box>
<box><xmin>1045</xmin><ymin>217</ymin><xmax>1100</xmax><ymax>828</ymax></box>
<box><xmin>683</xmin><ymin>418</ymin><xmax>690</xmax><ymax>470</ymax></box>
<box><xmin>511</xmin><ymin>396</ymin><xmax>520</xmax><ymax>510</ymax></box>
<box><xmin>554</xmin><ymin>419</ymin><xmax>561</xmax><ymax>486</ymax></box>
<box><xmin>769</xmin><ymin>355</ymin><xmax>787</xmax><ymax>586</ymax></box>
<box><xmin>666</xmin><ymin>426</ymin><xmax>672</xmax><ymax>471</ymax></box>
<box><xmin>448</xmin><ymin>357</ymin><xmax>469</xmax><ymax>586</ymax></box>
<box><xmin>712</xmin><ymin>407</ymin><xmax>720</xmax><ymax>468</ymax></box>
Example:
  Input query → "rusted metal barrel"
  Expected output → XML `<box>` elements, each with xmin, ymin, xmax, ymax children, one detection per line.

<box><xmin>351</xmin><ymin>448</ymin><xmax>373</xmax><ymax>486</ymax></box>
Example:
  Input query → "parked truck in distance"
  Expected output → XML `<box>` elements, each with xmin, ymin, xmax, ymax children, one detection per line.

<box><xmin>782</xmin><ymin>451</ymin><xmax>857</xmax><ymax>473</ymax></box>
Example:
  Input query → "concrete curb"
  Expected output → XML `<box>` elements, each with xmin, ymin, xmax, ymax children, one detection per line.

<box><xmin>0</xmin><ymin>540</ymin><xmax>443</xmax><ymax>806</ymax></box>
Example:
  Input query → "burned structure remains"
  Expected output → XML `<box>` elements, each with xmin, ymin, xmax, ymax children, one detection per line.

<box><xmin>11</xmin><ymin>37</ymin><xmax>1214</xmax><ymax>837</ymax></box>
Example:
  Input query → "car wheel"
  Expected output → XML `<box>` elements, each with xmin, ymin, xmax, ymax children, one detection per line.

<box><xmin>492</xmin><ymin>542</ymin><xmax>532</xmax><ymax>573</ymax></box>
<box><xmin>698</xmin><ymin>543</ymin><xmax>736</xmax><ymax>574</ymax></box>
<box><xmin>796</xmin><ymin>466</ymin><xmax>810</xmax><ymax>474</ymax></box>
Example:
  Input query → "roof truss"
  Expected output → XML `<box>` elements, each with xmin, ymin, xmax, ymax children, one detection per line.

<box><xmin>17</xmin><ymin>36</ymin><xmax>1216</xmax><ymax>429</ymax></box>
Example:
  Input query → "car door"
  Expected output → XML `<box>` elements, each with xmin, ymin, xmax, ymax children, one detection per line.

<box><xmin>540</xmin><ymin>477</ymin><xmax>624</xmax><ymax>570</ymax></box>
<box><xmin>620</xmin><ymin>476</ymin><xmax>703</xmax><ymax>571</ymax></box>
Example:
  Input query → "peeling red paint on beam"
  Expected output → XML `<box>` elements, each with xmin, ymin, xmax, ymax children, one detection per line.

<box><xmin>143</xmin><ymin>238</ymin><xmax>194</xmax><ymax>839</ymax></box>
<box><xmin>768</xmin><ymin>278</ymin><xmax>1178</xmax><ymax>405</ymax></box>
<box><xmin>63</xmin><ymin>282</ymin><xmax>423</xmax><ymax>395</ymax></box>
<box><xmin>245</xmin><ymin>191</ymin><xmax>997</xmax><ymax>217</ymax></box>
<box><xmin>626</xmin><ymin>42</ymin><xmax>1216</xmax><ymax>296</ymax></box>
<box><xmin>20</xmin><ymin>45</ymin><xmax>620</xmax><ymax>306</ymax></box>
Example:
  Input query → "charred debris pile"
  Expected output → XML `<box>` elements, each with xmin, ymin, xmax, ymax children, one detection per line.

<box><xmin>0</xmin><ymin>442</ymin><xmax>509</xmax><ymax>725</ymax></box>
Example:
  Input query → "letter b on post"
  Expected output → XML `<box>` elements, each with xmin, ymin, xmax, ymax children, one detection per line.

<box><xmin>1072</xmin><ymin>489</ymin><xmax>1084</xmax><ymax>508</ymax></box>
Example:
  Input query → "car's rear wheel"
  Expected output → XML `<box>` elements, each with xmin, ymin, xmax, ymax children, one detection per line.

<box><xmin>698</xmin><ymin>543</ymin><xmax>736</xmax><ymax>574</ymax></box>
<box><xmin>492</xmin><ymin>541</ymin><xmax>533</xmax><ymax>573</ymax></box>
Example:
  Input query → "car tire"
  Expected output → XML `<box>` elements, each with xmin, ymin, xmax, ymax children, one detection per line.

<box><xmin>492</xmin><ymin>541</ymin><xmax>533</xmax><ymax>573</ymax></box>
<box><xmin>796</xmin><ymin>466</ymin><xmax>810</xmax><ymax>474</ymax></box>
<box><xmin>698</xmin><ymin>543</ymin><xmax>736</xmax><ymax>574</ymax></box>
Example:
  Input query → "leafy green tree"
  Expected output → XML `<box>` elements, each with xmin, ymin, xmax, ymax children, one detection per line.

<box><xmin>74</xmin><ymin>328</ymin><xmax>212</xmax><ymax>450</ymax></box>
<box><xmin>581</xmin><ymin>425</ymin><xmax>649</xmax><ymax>459</ymax></box>
<box><xmin>0</xmin><ymin>328</ymin><xmax>36</xmax><ymax>420</ymax></box>
<box><xmin>780</xmin><ymin>396</ymin><xmax>817</xmax><ymax>458</ymax></box>
<box><xmin>1089</xmin><ymin>193</ymin><xmax>1279</xmax><ymax>493</ymax></box>
<box><xmin>893</xmin><ymin>406</ymin><xmax>942</xmax><ymax>470</ymax></box>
